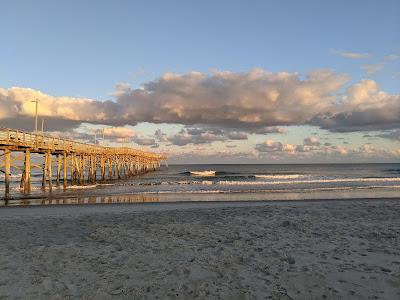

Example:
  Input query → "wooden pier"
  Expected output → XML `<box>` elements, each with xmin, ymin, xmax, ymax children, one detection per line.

<box><xmin>0</xmin><ymin>128</ymin><xmax>166</xmax><ymax>199</ymax></box>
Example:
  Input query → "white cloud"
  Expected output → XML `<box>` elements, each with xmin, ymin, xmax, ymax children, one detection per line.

<box><xmin>332</xmin><ymin>49</ymin><xmax>372</xmax><ymax>59</ymax></box>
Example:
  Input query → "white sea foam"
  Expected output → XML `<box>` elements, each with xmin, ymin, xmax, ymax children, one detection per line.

<box><xmin>255</xmin><ymin>174</ymin><xmax>305</xmax><ymax>179</ymax></box>
<box><xmin>136</xmin><ymin>184</ymin><xmax>400</xmax><ymax>195</ymax></box>
<box><xmin>201</xmin><ymin>180</ymin><xmax>213</xmax><ymax>185</ymax></box>
<box><xmin>218</xmin><ymin>177</ymin><xmax>400</xmax><ymax>185</ymax></box>
<box><xmin>148</xmin><ymin>177</ymin><xmax>400</xmax><ymax>187</ymax></box>
<box><xmin>0</xmin><ymin>174</ymin><xmax>23</xmax><ymax>179</ymax></box>
<box><xmin>190</xmin><ymin>170</ymin><xmax>216</xmax><ymax>177</ymax></box>
<box><xmin>67</xmin><ymin>184</ymin><xmax>98</xmax><ymax>189</ymax></box>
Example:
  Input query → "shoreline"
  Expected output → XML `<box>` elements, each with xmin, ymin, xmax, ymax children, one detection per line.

<box><xmin>1</xmin><ymin>189</ymin><xmax>400</xmax><ymax>208</ymax></box>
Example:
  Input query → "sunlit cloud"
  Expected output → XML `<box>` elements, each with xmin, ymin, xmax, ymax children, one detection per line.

<box><xmin>1</xmin><ymin>70</ymin><xmax>399</xmax><ymax>149</ymax></box>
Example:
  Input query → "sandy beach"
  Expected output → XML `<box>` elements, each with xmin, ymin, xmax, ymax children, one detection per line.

<box><xmin>0</xmin><ymin>199</ymin><xmax>400</xmax><ymax>299</ymax></box>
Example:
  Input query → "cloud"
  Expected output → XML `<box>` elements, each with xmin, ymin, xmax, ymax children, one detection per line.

<box><xmin>160</xmin><ymin>127</ymin><xmax>249</xmax><ymax>146</ymax></box>
<box><xmin>166</xmin><ymin>129</ymin><xmax>226</xmax><ymax>146</ymax></box>
<box><xmin>154</xmin><ymin>129</ymin><xmax>168</xmax><ymax>142</ymax></box>
<box><xmin>385</xmin><ymin>54</ymin><xmax>400</xmax><ymax>61</ymax></box>
<box><xmin>377</xmin><ymin>129</ymin><xmax>400</xmax><ymax>141</ymax></box>
<box><xmin>254</xmin><ymin>138</ymin><xmax>399</xmax><ymax>162</ymax></box>
<box><xmin>133</xmin><ymin>137</ymin><xmax>157</xmax><ymax>146</ymax></box>
<box><xmin>226</xmin><ymin>131</ymin><xmax>248</xmax><ymax>140</ymax></box>
<box><xmin>332</xmin><ymin>49</ymin><xmax>372</xmax><ymax>59</ymax></box>
<box><xmin>225</xmin><ymin>144</ymin><xmax>237</xmax><ymax>148</ymax></box>
<box><xmin>361</xmin><ymin>63</ymin><xmax>384</xmax><ymax>76</ymax></box>
<box><xmin>0</xmin><ymin>87</ymin><xmax>123</xmax><ymax>130</ymax></box>
<box><xmin>304</xmin><ymin>136</ymin><xmax>320</xmax><ymax>146</ymax></box>
<box><xmin>0</xmin><ymin>115</ymin><xmax>82</xmax><ymax>132</ymax></box>
<box><xmin>102</xmin><ymin>126</ymin><xmax>135</xmax><ymax>139</ymax></box>
<box><xmin>255</xmin><ymin>140</ymin><xmax>296</xmax><ymax>153</ymax></box>
<box><xmin>310</xmin><ymin>80</ymin><xmax>400</xmax><ymax>132</ymax></box>
<box><xmin>116</xmin><ymin>69</ymin><xmax>349</xmax><ymax>129</ymax></box>
<box><xmin>1</xmin><ymin>69</ymin><xmax>398</xmax><ymax>135</ymax></box>
<box><xmin>253</xmin><ymin>126</ymin><xmax>288</xmax><ymax>134</ymax></box>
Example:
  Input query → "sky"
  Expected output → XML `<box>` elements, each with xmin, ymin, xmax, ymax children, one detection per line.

<box><xmin>0</xmin><ymin>0</ymin><xmax>399</xmax><ymax>163</ymax></box>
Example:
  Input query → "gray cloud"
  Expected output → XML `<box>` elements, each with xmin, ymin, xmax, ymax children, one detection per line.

<box><xmin>304</xmin><ymin>137</ymin><xmax>320</xmax><ymax>146</ymax></box>
<box><xmin>161</xmin><ymin>127</ymin><xmax>249</xmax><ymax>146</ymax></box>
<box><xmin>226</xmin><ymin>131</ymin><xmax>248</xmax><ymax>140</ymax></box>
<box><xmin>166</xmin><ymin>129</ymin><xmax>226</xmax><ymax>146</ymax></box>
<box><xmin>377</xmin><ymin>129</ymin><xmax>400</xmax><ymax>141</ymax></box>
<box><xmin>255</xmin><ymin>140</ymin><xmax>295</xmax><ymax>153</ymax></box>
<box><xmin>133</xmin><ymin>137</ymin><xmax>157</xmax><ymax>146</ymax></box>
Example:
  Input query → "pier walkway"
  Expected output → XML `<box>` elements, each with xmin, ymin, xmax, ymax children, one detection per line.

<box><xmin>0</xmin><ymin>128</ymin><xmax>166</xmax><ymax>198</ymax></box>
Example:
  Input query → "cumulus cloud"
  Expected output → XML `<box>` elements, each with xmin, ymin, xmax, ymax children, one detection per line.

<box><xmin>332</xmin><ymin>49</ymin><xmax>372</xmax><ymax>59</ymax></box>
<box><xmin>0</xmin><ymin>87</ymin><xmax>123</xmax><ymax>131</ymax></box>
<box><xmin>1</xmin><ymin>69</ymin><xmax>398</xmax><ymax>135</ymax></box>
<box><xmin>255</xmin><ymin>140</ymin><xmax>296</xmax><ymax>153</ymax></box>
<box><xmin>310</xmin><ymin>80</ymin><xmax>400</xmax><ymax>132</ymax></box>
<box><xmin>116</xmin><ymin>69</ymin><xmax>349</xmax><ymax>129</ymax></box>
<box><xmin>254</xmin><ymin>138</ymin><xmax>399</xmax><ymax>162</ymax></box>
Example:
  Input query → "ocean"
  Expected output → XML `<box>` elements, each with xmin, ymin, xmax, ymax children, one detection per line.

<box><xmin>1</xmin><ymin>163</ymin><xmax>399</xmax><ymax>206</ymax></box>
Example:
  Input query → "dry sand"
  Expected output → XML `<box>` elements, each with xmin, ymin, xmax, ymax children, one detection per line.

<box><xmin>0</xmin><ymin>199</ymin><xmax>399</xmax><ymax>299</ymax></box>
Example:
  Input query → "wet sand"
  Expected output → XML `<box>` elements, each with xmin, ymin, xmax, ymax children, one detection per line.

<box><xmin>0</xmin><ymin>199</ymin><xmax>400</xmax><ymax>299</ymax></box>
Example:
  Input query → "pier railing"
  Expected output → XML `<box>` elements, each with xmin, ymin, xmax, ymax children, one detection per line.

<box><xmin>0</xmin><ymin>128</ymin><xmax>164</xmax><ymax>159</ymax></box>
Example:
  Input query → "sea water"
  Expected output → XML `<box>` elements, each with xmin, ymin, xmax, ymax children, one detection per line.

<box><xmin>1</xmin><ymin>164</ymin><xmax>399</xmax><ymax>205</ymax></box>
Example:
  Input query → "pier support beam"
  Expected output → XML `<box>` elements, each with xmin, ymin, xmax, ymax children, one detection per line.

<box><xmin>56</xmin><ymin>154</ymin><xmax>61</xmax><ymax>186</ymax></box>
<box><xmin>20</xmin><ymin>150</ymin><xmax>31</xmax><ymax>193</ymax></box>
<box><xmin>100</xmin><ymin>156</ymin><xmax>105</xmax><ymax>181</ymax></box>
<box><xmin>47</xmin><ymin>152</ymin><xmax>52</xmax><ymax>191</ymax></box>
<box><xmin>4</xmin><ymin>149</ymin><xmax>11</xmax><ymax>198</ymax></box>
<box><xmin>63</xmin><ymin>152</ymin><xmax>67</xmax><ymax>189</ymax></box>
<box><xmin>42</xmin><ymin>153</ymin><xmax>48</xmax><ymax>191</ymax></box>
